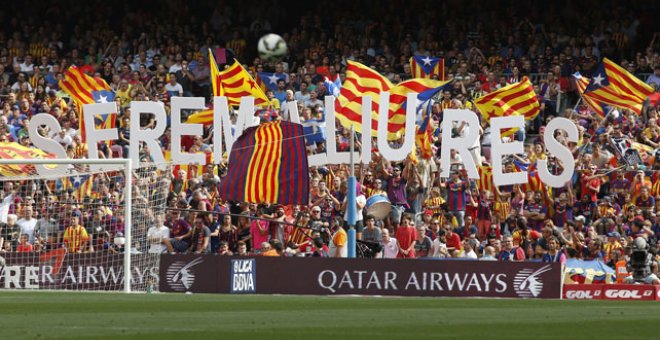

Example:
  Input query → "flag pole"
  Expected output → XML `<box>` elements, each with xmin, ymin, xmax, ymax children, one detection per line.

<box><xmin>347</xmin><ymin>125</ymin><xmax>357</xmax><ymax>258</ymax></box>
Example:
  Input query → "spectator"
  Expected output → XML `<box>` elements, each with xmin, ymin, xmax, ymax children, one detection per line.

<box><xmin>380</xmin><ymin>228</ymin><xmax>399</xmax><ymax>259</ymax></box>
<box><xmin>165</xmin><ymin>73</ymin><xmax>184</xmax><ymax>97</ymax></box>
<box><xmin>498</xmin><ymin>236</ymin><xmax>526</xmax><ymax>262</ymax></box>
<box><xmin>16</xmin><ymin>233</ymin><xmax>33</xmax><ymax>253</ymax></box>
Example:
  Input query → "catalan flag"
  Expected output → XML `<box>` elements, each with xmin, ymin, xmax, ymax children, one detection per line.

<box><xmin>185</xmin><ymin>108</ymin><xmax>214</xmax><ymax>125</ymax></box>
<box><xmin>219</xmin><ymin>121</ymin><xmax>309</xmax><ymax>205</ymax></box>
<box><xmin>477</xmin><ymin>165</ymin><xmax>494</xmax><ymax>194</ymax></box>
<box><xmin>0</xmin><ymin>142</ymin><xmax>54</xmax><ymax>177</ymax></box>
<box><xmin>209</xmin><ymin>48</ymin><xmax>223</xmax><ymax>97</ymax></box>
<box><xmin>573</xmin><ymin>72</ymin><xmax>608</xmax><ymax>117</ymax></box>
<box><xmin>415</xmin><ymin>83</ymin><xmax>451</xmax><ymax>159</ymax></box>
<box><xmin>336</xmin><ymin>60</ymin><xmax>449</xmax><ymax>140</ymax></box>
<box><xmin>474</xmin><ymin>76</ymin><xmax>539</xmax><ymax>137</ymax></box>
<box><xmin>410</xmin><ymin>56</ymin><xmax>445</xmax><ymax>80</ymax></box>
<box><xmin>59</xmin><ymin>66</ymin><xmax>116</xmax><ymax>141</ymax></box>
<box><xmin>256</xmin><ymin>72</ymin><xmax>287</xmax><ymax>92</ymax></box>
<box><xmin>513</xmin><ymin>160</ymin><xmax>552</xmax><ymax>201</ymax></box>
<box><xmin>217</xmin><ymin>59</ymin><xmax>268</xmax><ymax>107</ymax></box>
<box><xmin>583</xmin><ymin>58</ymin><xmax>654</xmax><ymax>115</ymax></box>
<box><xmin>63</xmin><ymin>174</ymin><xmax>94</xmax><ymax>200</ymax></box>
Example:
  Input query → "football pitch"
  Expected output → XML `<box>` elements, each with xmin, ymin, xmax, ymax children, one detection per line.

<box><xmin>1</xmin><ymin>292</ymin><xmax>659</xmax><ymax>339</ymax></box>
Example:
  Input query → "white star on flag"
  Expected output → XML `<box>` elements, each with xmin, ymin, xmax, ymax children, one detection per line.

<box><xmin>592</xmin><ymin>73</ymin><xmax>605</xmax><ymax>87</ymax></box>
<box><xmin>98</xmin><ymin>95</ymin><xmax>108</xmax><ymax>103</ymax></box>
<box><xmin>72</xmin><ymin>175</ymin><xmax>82</xmax><ymax>187</ymax></box>
<box><xmin>268</xmin><ymin>74</ymin><xmax>280</xmax><ymax>85</ymax></box>
<box><xmin>421</xmin><ymin>56</ymin><xmax>433</xmax><ymax>66</ymax></box>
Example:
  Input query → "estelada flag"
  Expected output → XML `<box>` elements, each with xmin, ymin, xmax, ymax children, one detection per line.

<box><xmin>59</xmin><ymin>66</ymin><xmax>116</xmax><ymax>141</ymax></box>
<box><xmin>219</xmin><ymin>121</ymin><xmax>309</xmax><ymax>205</ymax></box>
<box><xmin>410</xmin><ymin>55</ymin><xmax>445</xmax><ymax>80</ymax></box>
<box><xmin>583</xmin><ymin>58</ymin><xmax>654</xmax><ymax>115</ymax></box>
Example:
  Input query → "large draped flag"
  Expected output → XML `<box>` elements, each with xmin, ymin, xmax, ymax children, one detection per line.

<box><xmin>0</xmin><ymin>142</ymin><xmax>54</xmax><ymax>176</ymax></box>
<box><xmin>410</xmin><ymin>56</ymin><xmax>445</xmax><ymax>80</ymax></box>
<box><xmin>219</xmin><ymin>121</ymin><xmax>309</xmax><ymax>205</ymax></box>
<box><xmin>582</xmin><ymin>58</ymin><xmax>654</xmax><ymax>115</ymax></box>
<box><xmin>59</xmin><ymin>66</ymin><xmax>116</xmax><ymax>141</ymax></box>
<box><xmin>573</xmin><ymin>72</ymin><xmax>607</xmax><ymax>117</ymax></box>
<box><xmin>474</xmin><ymin>76</ymin><xmax>540</xmax><ymax>137</ymax></box>
<box><xmin>215</xmin><ymin>59</ymin><xmax>269</xmax><ymax>107</ymax></box>
<box><xmin>415</xmin><ymin>82</ymin><xmax>452</xmax><ymax>159</ymax></box>
<box><xmin>256</xmin><ymin>72</ymin><xmax>287</xmax><ymax>92</ymax></box>
<box><xmin>336</xmin><ymin>60</ymin><xmax>449</xmax><ymax>140</ymax></box>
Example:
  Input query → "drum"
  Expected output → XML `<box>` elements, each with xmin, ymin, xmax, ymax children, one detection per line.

<box><xmin>365</xmin><ymin>195</ymin><xmax>392</xmax><ymax>220</ymax></box>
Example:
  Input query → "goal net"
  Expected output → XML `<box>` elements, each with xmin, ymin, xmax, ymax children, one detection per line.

<box><xmin>0</xmin><ymin>158</ymin><xmax>170</xmax><ymax>292</ymax></box>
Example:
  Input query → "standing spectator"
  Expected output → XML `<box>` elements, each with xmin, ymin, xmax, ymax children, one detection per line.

<box><xmin>165</xmin><ymin>73</ymin><xmax>183</xmax><ymax>97</ymax></box>
<box><xmin>16</xmin><ymin>234</ymin><xmax>33</xmax><ymax>253</ymax></box>
<box><xmin>361</xmin><ymin>215</ymin><xmax>382</xmax><ymax>244</ymax></box>
<box><xmin>189</xmin><ymin>214</ymin><xmax>211</xmax><ymax>254</ymax></box>
<box><xmin>329</xmin><ymin>218</ymin><xmax>348</xmax><ymax>258</ymax></box>
<box><xmin>414</xmin><ymin>225</ymin><xmax>432</xmax><ymax>258</ymax></box>
<box><xmin>175</xmin><ymin>59</ymin><xmax>195</xmax><ymax>97</ymax></box>
<box><xmin>498</xmin><ymin>235</ymin><xmax>526</xmax><ymax>261</ymax></box>
<box><xmin>17</xmin><ymin>205</ymin><xmax>37</xmax><ymax>245</ymax></box>
<box><xmin>542</xmin><ymin>236</ymin><xmax>566</xmax><ymax>264</ymax></box>
<box><xmin>250</xmin><ymin>207</ymin><xmax>270</xmax><ymax>251</ymax></box>
<box><xmin>146</xmin><ymin>214</ymin><xmax>169</xmax><ymax>254</ymax></box>
<box><xmin>395</xmin><ymin>214</ymin><xmax>417</xmax><ymax>258</ymax></box>
<box><xmin>380</xmin><ymin>228</ymin><xmax>399</xmax><ymax>259</ymax></box>
<box><xmin>34</xmin><ymin>208</ymin><xmax>60</xmax><ymax>249</ymax></box>
<box><xmin>210</xmin><ymin>214</ymin><xmax>236</xmax><ymax>253</ymax></box>
<box><xmin>385</xmin><ymin>163</ymin><xmax>410</xmax><ymax>227</ymax></box>
<box><xmin>445</xmin><ymin>169</ymin><xmax>469</xmax><ymax>228</ymax></box>
<box><xmin>430</xmin><ymin>228</ymin><xmax>448</xmax><ymax>258</ymax></box>
<box><xmin>190</xmin><ymin>54</ymin><xmax>210</xmax><ymax>101</ymax></box>
<box><xmin>63</xmin><ymin>215</ymin><xmax>89</xmax><ymax>254</ymax></box>
<box><xmin>342</xmin><ymin>183</ymin><xmax>366</xmax><ymax>240</ymax></box>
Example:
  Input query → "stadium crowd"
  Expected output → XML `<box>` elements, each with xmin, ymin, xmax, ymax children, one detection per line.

<box><xmin>0</xmin><ymin>0</ymin><xmax>660</xmax><ymax>280</ymax></box>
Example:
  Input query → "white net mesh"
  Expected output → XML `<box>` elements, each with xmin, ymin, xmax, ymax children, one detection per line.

<box><xmin>0</xmin><ymin>160</ymin><xmax>169</xmax><ymax>292</ymax></box>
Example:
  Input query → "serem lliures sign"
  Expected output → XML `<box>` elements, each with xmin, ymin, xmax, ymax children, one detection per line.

<box><xmin>29</xmin><ymin>94</ymin><xmax>578</xmax><ymax>188</ymax></box>
<box><xmin>159</xmin><ymin>255</ymin><xmax>562</xmax><ymax>299</ymax></box>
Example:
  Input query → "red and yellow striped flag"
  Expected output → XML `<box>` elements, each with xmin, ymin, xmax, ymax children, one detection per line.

<box><xmin>573</xmin><ymin>73</ymin><xmax>606</xmax><ymax>117</ymax></box>
<box><xmin>217</xmin><ymin>59</ymin><xmax>268</xmax><ymax>107</ymax></box>
<box><xmin>474</xmin><ymin>76</ymin><xmax>539</xmax><ymax>137</ymax></box>
<box><xmin>209</xmin><ymin>48</ymin><xmax>223</xmax><ymax>97</ymax></box>
<box><xmin>583</xmin><ymin>58</ymin><xmax>654</xmax><ymax>115</ymax></box>
<box><xmin>59</xmin><ymin>66</ymin><xmax>114</xmax><ymax>141</ymax></box>
<box><xmin>185</xmin><ymin>108</ymin><xmax>214</xmax><ymax>124</ymax></box>
<box><xmin>0</xmin><ymin>142</ymin><xmax>54</xmax><ymax>176</ymax></box>
<box><xmin>477</xmin><ymin>165</ymin><xmax>494</xmax><ymax>194</ymax></box>
<box><xmin>336</xmin><ymin>60</ymin><xmax>447</xmax><ymax>140</ymax></box>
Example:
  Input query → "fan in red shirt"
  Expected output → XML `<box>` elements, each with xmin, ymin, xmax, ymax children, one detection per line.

<box><xmin>444</xmin><ymin>224</ymin><xmax>463</xmax><ymax>255</ymax></box>
<box><xmin>395</xmin><ymin>214</ymin><xmax>417</xmax><ymax>258</ymax></box>
<box><xmin>16</xmin><ymin>233</ymin><xmax>34</xmax><ymax>253</ymax></box>
<box><xmin>580</xmin><ymin>165</ymin><xmax>601</xmax><ymax>203</ymax></box>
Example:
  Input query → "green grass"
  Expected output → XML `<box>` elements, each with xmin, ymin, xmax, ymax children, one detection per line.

<box><xmin>0</xmin><ymin>292</ymin><xmax>659</xmax><ymax>339</ymax></box>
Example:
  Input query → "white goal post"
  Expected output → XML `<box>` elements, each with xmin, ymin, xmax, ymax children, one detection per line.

<box><xmin>0</xmin><ymin>158</ymin><xmax>142</xmax><ymax>292</ymax></box>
